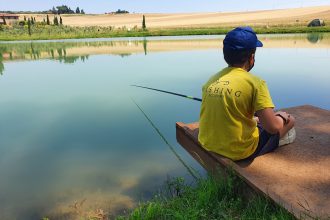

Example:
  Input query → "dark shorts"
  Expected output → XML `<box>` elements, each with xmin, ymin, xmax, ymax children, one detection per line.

<box><xmin>245</xmin><ymin>124</ymin><xmax>280</xmax><ymax>160</ymax></box>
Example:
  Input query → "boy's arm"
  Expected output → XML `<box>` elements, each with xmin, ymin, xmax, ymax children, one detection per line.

<box><xmin>256</xmin><ymin>108</ymin><xmax>290</xmax><ymax>134</ymax></box>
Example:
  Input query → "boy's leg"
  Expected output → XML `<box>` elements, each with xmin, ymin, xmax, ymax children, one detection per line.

<box><xmin>246</xmin><ymin>114</ymin><xmax>296</xmax><ymax>160</ymax></box>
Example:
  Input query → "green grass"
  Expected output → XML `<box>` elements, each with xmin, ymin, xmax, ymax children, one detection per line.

<box><xmin>116</xmin><ymin>173</ymin><xmax>295</xmax><ymax>220</ymax></box>
<box><xmin>1</xmin><ymin>23</ymin><xmax>330</xmax><ymax>41</ymax></box>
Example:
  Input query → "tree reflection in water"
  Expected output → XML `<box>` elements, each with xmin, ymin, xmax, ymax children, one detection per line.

<box><xmin>0</xmin><ymin>40</ymin><xmax>141</xmax><ymax>75</ymax></box>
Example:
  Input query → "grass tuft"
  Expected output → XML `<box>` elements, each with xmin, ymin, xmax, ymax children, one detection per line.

<box><xmin>117</xmin><ymin>173</ymin><xmax>295</xmax><ymax>220</ymax></box>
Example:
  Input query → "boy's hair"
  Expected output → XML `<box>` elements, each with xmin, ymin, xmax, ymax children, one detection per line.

<box><xmin>223</xmin><ymin>48</ymin><xmax>256</xmax><ymax>66</ymax></box>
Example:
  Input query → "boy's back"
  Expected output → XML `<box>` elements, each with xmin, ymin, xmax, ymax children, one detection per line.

<box><xmin>199</xmin><ymin>67</ymin><xmax>274</xmax><ymax>160</ymax></box>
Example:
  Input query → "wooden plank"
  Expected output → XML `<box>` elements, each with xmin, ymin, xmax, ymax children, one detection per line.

<box><xmin>176</xmin><ymin>105</ymin><xmax>330</xmax><ymax>219</ymax></box>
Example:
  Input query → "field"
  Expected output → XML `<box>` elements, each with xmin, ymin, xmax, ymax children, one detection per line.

<box><xmin>20</xmin><ymin>6</ymin><xmax>330</xmax><ymax>28</ymax></box>
<box><xmin>0</xmin><ymin>6</ymin><xmax>329</xmax><ymax>41</ymax></box>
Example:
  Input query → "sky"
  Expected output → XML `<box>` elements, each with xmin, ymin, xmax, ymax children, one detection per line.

<box><xmin>1</xmin><ymin>0</ymin><xmax>330</xmax><ymax>13</ymax></box>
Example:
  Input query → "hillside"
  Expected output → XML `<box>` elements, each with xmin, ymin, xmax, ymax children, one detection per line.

<box><xmin>20</xmin><ymin>6</ymin><xmax>330</xmax><ymax>28</ymax></box>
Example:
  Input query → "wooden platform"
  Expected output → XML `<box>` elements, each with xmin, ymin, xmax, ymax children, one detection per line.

<box><xmin>176</xmin><ymin>105</ymin><xmax>330</xmax><ymax>219</ymax></box>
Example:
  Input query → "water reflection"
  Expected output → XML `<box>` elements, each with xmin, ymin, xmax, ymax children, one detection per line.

<box><xmin>307</xmin><ymin>33</ymin><xmax>324</xmax><ymax>44</ymax></box>
<box><xmin>0</xmin><ymin>40</ymin><xmax>142</xmax><ymax>75</ymax></box>
<box><xmin>1</xmin><ymin>33</ymin><xmax>330</xmax><ymax>76</ymax></box>
<box><xmin>143</xmin><ymin>38</ymin><xmax>148</xmax><ymax>55</ymax></box>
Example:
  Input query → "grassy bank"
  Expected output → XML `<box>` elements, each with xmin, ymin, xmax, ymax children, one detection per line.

<box><xmin>1</xmin><ymin>24</ymin><xmax>330</xmax><ymax>41</ymax></box>
<box><xmin>115</xmin><ymin>173</ymin><xmax>295</xmax><ymax>220</ymax></box>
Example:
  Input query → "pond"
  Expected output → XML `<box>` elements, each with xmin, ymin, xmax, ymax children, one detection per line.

<box><xmin>0</xmin><ymin>33</ymin><xmax>329</xmax><ymax>219</ymax></box>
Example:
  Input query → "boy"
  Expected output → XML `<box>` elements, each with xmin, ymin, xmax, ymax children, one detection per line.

<box><xmin>198</xmin><ymin>27</ymin><xmax>295</xmax><ymax>161</ymax></box>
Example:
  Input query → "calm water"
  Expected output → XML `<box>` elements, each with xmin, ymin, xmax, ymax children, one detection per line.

<box><xmin>0</xmin><ymin>33</ymin><xmax>330</xmax><ymax>219</ymax></box>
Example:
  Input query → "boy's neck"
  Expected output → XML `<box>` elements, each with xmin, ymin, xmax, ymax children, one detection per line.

<box><xmin>229</xmin><ymin>63</ymin><xmax>250</xmax><ymax>72</ymax></box>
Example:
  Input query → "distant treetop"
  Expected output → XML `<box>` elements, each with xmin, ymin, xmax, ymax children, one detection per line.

<box><xmin>52</xmin><ymin>5</ymin><xmax>86</xmax><ymax>14</ymax></box>
<box><xmin>106</xmin><ymin>9</ymin><xmax>129</xmax><ymax>14</ymax></box>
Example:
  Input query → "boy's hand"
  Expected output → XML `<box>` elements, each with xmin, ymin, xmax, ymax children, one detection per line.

<box><xmin>275</xmin><ymin>111</ymin><xmax>291</xmax><ymax>124</ymax></box>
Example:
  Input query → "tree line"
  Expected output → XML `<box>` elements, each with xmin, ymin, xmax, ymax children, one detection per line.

<box><xmin>0</xmin><ymin>5</ymin><xmax>85</xmax><ymax>15</ymax></box>
<box><xmin>50</xmin><ymin>5</ymin><xmax>85</xmax><ymax>14</ymax></box>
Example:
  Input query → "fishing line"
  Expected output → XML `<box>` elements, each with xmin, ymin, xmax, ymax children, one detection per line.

<box><xmin>131</xmin><ymin>98</ymin><xmax>198</xmax><ymax>180</ymax></box>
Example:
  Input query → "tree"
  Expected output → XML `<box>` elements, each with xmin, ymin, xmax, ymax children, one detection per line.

<box><xmin>46</xmin><ymin>15</ymin><xmax>50</xmax><ymax>25</ymax></box>
<box><xmin>81</xmin><ymin>9</ymin><xmax>85</xmax><ymax>14</ymax></box>
<box><xmin>52</xmin><ymin>6</ymin><xmax>56</xmax><ymax>14</ymax></box>
<box><xmin>53</xmin><ymin>16</ymin><xmax>59</xmax><ymax>25</ymax></box>
<box><xmin>27</xmin><ymin>18</ymin><xmax>31</xmax><ymax>35</ymax></box>
<box><xmin>115</xmin><ymin>9</ymin><xmax>129</xmax><ymax>14</ymax></box>
<box><xmin>76</xmin><ymin>7</ymin><xmax>80</xmax><ymax>14</ymax></box>
<box><xmin>60</xmin><ymin>16</ymin><xmax>63</xmax><ymax>25</ymax></box>
<box><xmin>142</xmin><ymin>15</ymin><xmax>146</xmax><ymax>30</ymax></box>
<box><xmin>2</xmin><ymin>17</ymin><xmax>6</xmax><ymax>25</ymax></box>
<box><xmin>34</xmin><ymin>17</ymin><xmax>36</xmax><ymax>23</ymax></box>
<box><xmin>30</xmin><ymin>16</ymin><xmax>34</xmax><ymax>25</ymax></box>
<box><xmin>24</xmin><ymin>16</ymin><xmax>26</xmax><ymax>21</ymax></box>
<box><xmin>56</xmin><ymin>5</ymin><xmax>74</xmax><ymax>14</ymax></box>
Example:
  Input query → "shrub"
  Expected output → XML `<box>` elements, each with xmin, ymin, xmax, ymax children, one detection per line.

<box><xmin>18</xmin><ymin>21</ymin><xmax>26</xmax><ymax>26</ymax></box>
<box><xmin>53</xmin><ymin>16</ymin><xmax>59</xmax><ymax>25</ymax></box>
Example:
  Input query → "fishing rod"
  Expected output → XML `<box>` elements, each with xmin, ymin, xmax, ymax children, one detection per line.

<box><xmin>131</xmin><ymin>85</ymin><xmax>202</xmax><ymax>102</ymax></box>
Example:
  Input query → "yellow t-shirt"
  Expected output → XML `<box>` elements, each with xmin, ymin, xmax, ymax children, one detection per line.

<box><xmin>198</xmin><ymin>67</ymin><xmax>275</xmax><ymax>161</ymax></box>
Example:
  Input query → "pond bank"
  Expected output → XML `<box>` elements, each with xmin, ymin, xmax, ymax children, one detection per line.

<box><xmin>0</xmin><ymin>25</ymin><xmax>330</xmax><ymax>41</ymax></box>
<box><xmin>115</xmin><ymin>174</ymin><xmax>295</xmax><ymax>220</ymax></box>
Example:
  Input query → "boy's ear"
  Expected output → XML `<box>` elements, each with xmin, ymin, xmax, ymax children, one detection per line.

<box><xmin>249</xmin><ymin>53</ymin><xmax>255</xmax><ymax>62</ymax></box>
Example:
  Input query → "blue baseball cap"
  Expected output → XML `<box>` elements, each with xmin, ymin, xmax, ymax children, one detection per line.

<box><xmin>223</xmin><ymin>26</ymin><xmax>263</xmax><ymax>50</ymax></box>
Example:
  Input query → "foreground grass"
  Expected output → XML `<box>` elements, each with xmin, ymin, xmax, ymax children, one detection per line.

<box><xmin>0</xmin><ymin>24</ymin><xmax>330</xmax><ymax>41</ymax></box>
<box><xmin>116</xmin><ymin>173</ymin><xmax>295</xmax><ymax>220</ymax></box>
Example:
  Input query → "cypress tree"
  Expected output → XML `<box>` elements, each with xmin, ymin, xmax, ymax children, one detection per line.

<box><xmin>27</xmin><ymin>18</ymin><xmax>31</xmax><ymax>35</ymax></box>
<box><xmin>2</xmin><ymin>17</ymin><xmax>6</xmax><ymax>25</ymax></box>
<box><xmin>34</xmin><ymin>17</ymin><xmax>36</xmax><ymax>23</ymax></box>
<box><xmin>60</xmin><ymin>16</ymin><xmax>63</xmax><ymax>25</ymax></box>
<box><xmin>30</xmin><ymin>16</ymin><xmax>34</xmax><ymax>25</ymax></box>
<box><xmin>76</xmin><ymin>7</ymin><xmax>80</xmax><ymax>14</ymax></box>
<box><xmin>46</xmin><ymin>15</ymin><xmax>50</xmax><ymax>25</ymax></box>
<box><xmin>81</xmin><ymin>9</ymin><xmax>85</xmax><ymax>14</ymax></box>
<box><xmin>142</xmin><ymin>15</ymin><xmax>146</xmax><ymax>30</ymax></box>
<box><xmin>24</xmin><ymin>16</ymin><xmax>26</xmax><ymax>21</ymax></box>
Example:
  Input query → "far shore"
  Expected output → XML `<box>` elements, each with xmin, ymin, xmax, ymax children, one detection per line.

<box><xmin>18</xmin><ymin>6</ymin><xmax>330</xmax><ymax>28</ymax></box>
<box><xmin>1</xmin><ymin>25</ymin><xmax>330</xmax><ymax>41</ymax></box>
<box><xmin>1</xmin><ymin>5</ymin><xmax>330</xmax><ymax>41</ymax></box>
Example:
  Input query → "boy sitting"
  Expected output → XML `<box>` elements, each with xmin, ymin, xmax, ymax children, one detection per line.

<box><xmin>198</xmin><ymin>27</ymin><xmax>295</xmax><ymax>161</ymax></box>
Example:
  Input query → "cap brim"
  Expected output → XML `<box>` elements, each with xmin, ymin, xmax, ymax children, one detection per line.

<box><xmin>256</xmin><ymin>40</ymin><xmax>263</xmax><ymax>47</ymax></box>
